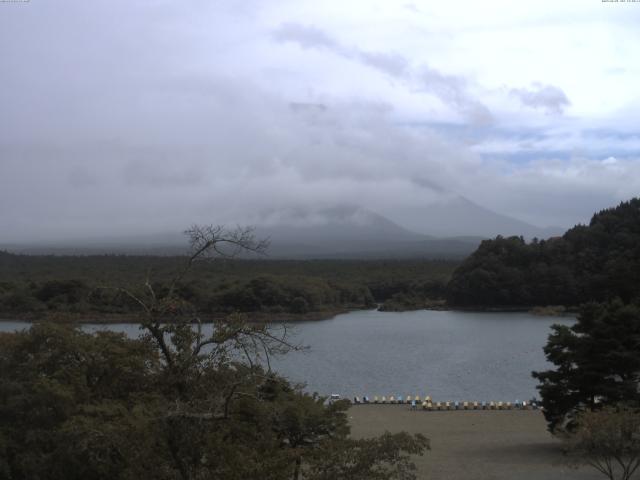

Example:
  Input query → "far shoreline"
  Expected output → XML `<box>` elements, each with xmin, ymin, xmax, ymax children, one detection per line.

<box><xmin>0</xmin><ymin>304</ymin><xmax>577</xmax><ymax>325</ymax></box>
<box><xmin>0</xmin><ymin>308</ymin><xmax>353</xmax><ymax>325</ymax></box>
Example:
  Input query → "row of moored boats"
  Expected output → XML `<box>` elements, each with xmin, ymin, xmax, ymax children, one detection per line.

<box><xmin>343</xmin><ymin>395</ymin><xmax>540</xmax><ymax>410</ymax></box>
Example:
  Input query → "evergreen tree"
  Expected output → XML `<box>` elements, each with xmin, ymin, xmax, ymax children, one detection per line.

<box><xmin>533</xmin><ymin>300</ymin><xmax>640</xmax><ymax>432</ymax></box>
<box><xmin>447</xmin><ymin>198</ymin><xmax>640</xmax><ymax>307</ymax></box>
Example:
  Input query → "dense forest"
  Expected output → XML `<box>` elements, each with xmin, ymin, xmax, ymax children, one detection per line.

<box><xmin>0</xmin><ymin>227</ymin><xmax>432</xmax><ymax>479</ymax></box>
<box><xmin>0</xmin><ymin>303</ymin><xmax>429</xmax><ymax>480</ymax></box>
<box><xmin>447</xmin><ymin>198</ymin><xmax>640</xmax><ymax>308</ymax></box>
<box><xmin>0</xmin><ymin>254</ymin><xmax>455</xmax><ymax>320</ymax></box>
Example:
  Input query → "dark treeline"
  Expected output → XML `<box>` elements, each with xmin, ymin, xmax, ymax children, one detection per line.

<box><xmin>0</xmin><ymin>254</ymin><xmax>456</xmax><ymax>319</ymax></box>
<box><xmin>447</xmin><ymin>198</ymin><xmax>640</xmax><ymax>308</ymax></box>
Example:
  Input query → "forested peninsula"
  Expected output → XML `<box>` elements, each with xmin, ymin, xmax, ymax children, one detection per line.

<box><xmin>0</xmin><ymin>255</ymin><xmax>453</xmax><ymax>321</ymax></box>
<box><xmin>447</xmin><ymin>198</ymin><xmax>640</xmax><ymax>308</ymax></box>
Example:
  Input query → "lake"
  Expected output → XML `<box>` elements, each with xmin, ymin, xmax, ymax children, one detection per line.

<box><xmin>0</xmin><ymin>309</ymin><xmax>573</xmax><ymax>402</ymax></box>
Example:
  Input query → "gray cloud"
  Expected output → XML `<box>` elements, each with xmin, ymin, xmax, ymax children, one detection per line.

<box><xmin>0</xmin><ymin>63</ymin><xmax>630</xmax><ymax>242</ymax></box>
<box><xmin>509</xmin><ymin>83</ymin><xmax>571</xmax><ymax>114</ymax></box>
<box><xmin>417</xmin><ymin>66</ymin><xmax>493</xmax><ymax>124</ymax></box>
<box><xmin>272</xmin><ymin>22</ymin><xmax>492</xmax><ymax>123</ymax></box>
<box><xmin>0</xmin><ymin>3</ymin><xmax>636</xmax><ymax>243</ymax></box>
<box><xmin>122</xmin><ymin>159</ymin><xmax>205</xmax><ymax>188</ymax></box>
<box><xmin>465</xmin><ymin>155</ymin><xmax>640</xmax><ymax>227</ymax></box>
<box><xmin>358</xmin><ymin>51</ymin><xmax>410</xmax><ymax>77</ymax></box>
<box><xmin>0</xmin><ymin>74</ymin><xmax>484</xmax><ymax>241</ymax></box>
<box><xmin>67</xmin><ymin>166</ymin><xmax>99</xmax><ymax>189</ymax></box>
<box><xmin>272</xmin><ymin>22</ymin><xmax>340</xmax><ymax>51</ymax></box>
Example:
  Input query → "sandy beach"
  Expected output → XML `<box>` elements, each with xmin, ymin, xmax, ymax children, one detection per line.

<box><xmin>348</xmin><ymin>405</ymin><xmax>602</xmax><ymax>480</ymax></box>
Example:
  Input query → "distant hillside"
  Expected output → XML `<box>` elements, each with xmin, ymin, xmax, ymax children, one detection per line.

<box><xmin>446</xmin><ymin>198</ymin><xmax>640</xmax><ymax>307</ymax></box>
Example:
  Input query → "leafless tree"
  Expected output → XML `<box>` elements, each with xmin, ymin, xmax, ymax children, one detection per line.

<box><xmin>107</xmin><ymin>225</ymin><xmax>295</xmax><ymax>379</ymax></box>
<box><xmin>565</xmin><ymin>406</ymin><xmax>640</xmax><ymax>480</ymax></box>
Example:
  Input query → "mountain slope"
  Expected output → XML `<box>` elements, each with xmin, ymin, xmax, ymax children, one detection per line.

<box><xmin>391</xmin><ymin>196</ymin><xmax>563</xmax><ymax>239</ymax></box>
<box><xmin>255</xmin><ymin>205</ymin><xmax>425</xmax><ymax>253</ymax></box>
<box><xmin>251</xmin><ymin>205</ymin><xmax>479</xmax><ymax>258</ymax></box>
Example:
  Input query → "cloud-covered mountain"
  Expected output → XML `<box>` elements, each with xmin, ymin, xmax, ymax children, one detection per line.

<box><xmin>1</xmin><ymin>205</ymin><xmax>479</xmax><ymax>259</ymax></box>
<box><xmin>251</xmin><ymin>200</ymin><xmax>562</xmax><ymax>258</ymax></box>
<box><xmin>2</xmin><ymin>201</ymin><xmax>563</xmax><ymax>258</ymax></box>
<box><xmin>1</xmin><ymin>2</ymin><xmax>638</xmax><ymax>245</ymax></box>
<box><xmin>251</xmin><ymin>205</ymin><xmax>474</xmax><ymax>258</ymax></box>
<box><xmin>255</xmin><ymin>205</ymin><xmax>424</xmax><ymax>248</ymax></box>
<box><xmin>392</xmin><ymin>196</ymin><xmax>563</xmax><ymax>239</ymax></box>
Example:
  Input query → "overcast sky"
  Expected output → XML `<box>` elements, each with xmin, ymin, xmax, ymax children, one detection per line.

<box><xmin>1</xmin><ymin>0</ymin><xmax>639</xmax><ymax>242</ymax></box>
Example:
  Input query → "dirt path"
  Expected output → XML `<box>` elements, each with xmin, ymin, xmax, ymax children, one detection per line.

<box><xmin>348</xmin><ymin>405</ymin><xmax>602</xmax><ymax>480</ymax></box>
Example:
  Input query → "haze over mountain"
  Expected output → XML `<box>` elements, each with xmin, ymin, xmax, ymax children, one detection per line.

<box><xmin>2</xmin><ymin>2</ymin><xmax>639</xmax><ymax>247</ymax></box>
<box><xmin>2</xmin><ymin>200</ymin><xmax>562</xmax><ymax>259</ymax></box>
<box><xmin>392</xmin><ymin>196</ymin><xmax>563</xmax><ymax>239</ymax></box>
<box><xmin>252</xmin><ymin>205</ymin><xmax>478</xmax><ymax>258</ymax></box>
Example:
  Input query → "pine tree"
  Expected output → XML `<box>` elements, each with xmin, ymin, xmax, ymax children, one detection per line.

<box><xmin>533</xmin><ymin>300</ymin><xmax>640</xmax><ymax>432</ymax></box>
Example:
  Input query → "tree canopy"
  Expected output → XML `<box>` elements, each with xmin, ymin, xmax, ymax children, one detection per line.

<box><xmin>0</xmin><ymin>225</ymin><xmax>429</xmax><ymax>480</ymax></box>
<box><xmin>532</xmin><ymin>300</ymin><xmax>640</xmax><ymax>432</ymax></box>
<box><xmin>0</xmin><ymin>254</ymin><xmax>454</xmax><ymax>320</ymax></box>
<box><xmin>447</xmin><ymin>198</ymin><xmax>640</xmax><ymax>307</ymax></box>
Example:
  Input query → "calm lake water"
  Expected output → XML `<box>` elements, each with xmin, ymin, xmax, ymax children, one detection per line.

<box><xmin>0</xmin><ymin>309</ymin><xmax>573</xmax><ymax>401</ymax></box>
